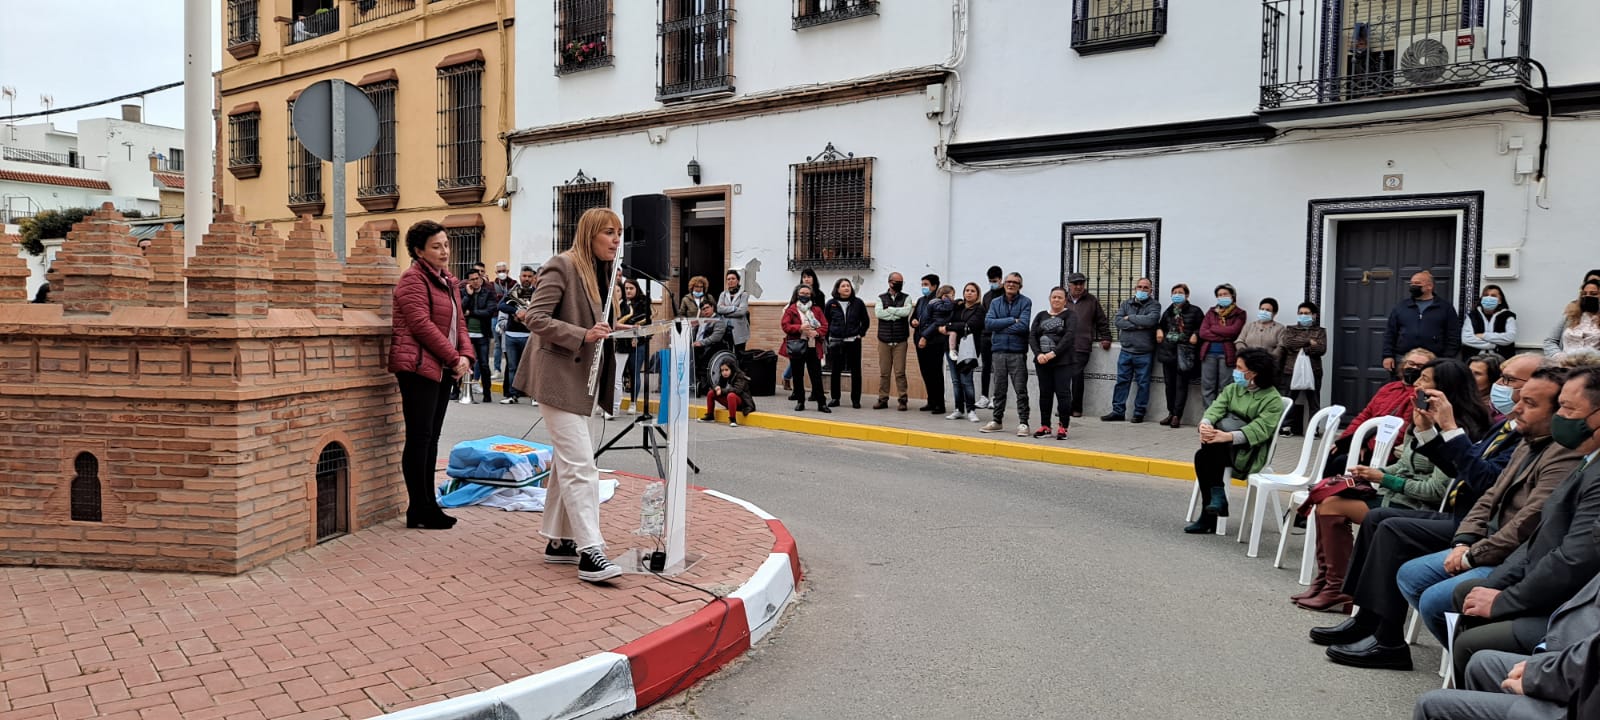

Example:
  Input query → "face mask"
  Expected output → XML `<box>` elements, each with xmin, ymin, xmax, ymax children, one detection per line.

<box><xmin>798</xmin><ymin>298</ymin><xmax>812</xmax><ymax>308</ymax></box>
<box><xmin>921</xmin><ymin>287</ymin><xmax>932</xmax><ymax>297</ymax></box>
<box><xmin>693</xmin><ymin>290</ymin><xmax>704</xmax><ymax>298</ymax></box>
<box><xmin>1257</xmin><ymin>310</ymin><xmax>1273</xmax><ymax>322</ymax></box>
<box><xmin>1297</xmin><ymin>314</ymin><xmax>1314</xmax><ymax>326</ymax></box>
<box><xmin>1171</xmin><ymin>293</ymin><xmax>1186</xmax><ymax>305</ymax></box>
<box><xmin>1409</xmin><ymin>285</ymin><xmax>1425</xmax><ymax>299</ymax></box>
<box><xmin>1232</xmin><ymin>369</ymin><xmax>1248</xmax><ymax>388</ymax></box>
<box><xmin>1489</xmin><ymin>383</ymin><xmax>1516</xmax><ymax>415</ymax></box>
<box><xmin>889</xmin><ymin>281</ymin><xmax>903</xmax><ymax>293</ymax></box>
<box><xmin>1216</xmin><ymin>297</ymin><xmax>1233</xmax><ymax>308</ymax></box>
<box><xmin>1581</xmin><ymin>296</ymin><xmax>1600</xmax><ymax>314</ymax></box>
<box><xmin>1134</xmin><ymin>290</ymin><xmax>1150</xmax><ymax>301</ymax></box>
<box><xmin>1480</xmin><ymin>296</ymin><xmax>1499</xmax><ymax>310</ymax></box>
<box><xmin>496</xmin><ymin>272</ymin><xmax>508</xmax><ymax>280</ymax></box>
<box><xmin>990</xmin><ymin>282</ymin><xmax>1000</xmax><ymax>291</ymax></box>
<box><xmin>1401</xmin><ymin>367</ymin><xmax>1422</xmax><ymax>385</ymax></box>
<box><xmin>1550</xmin><ymin>409</ymin><xmax>1599</xmax><ymax>450</ymax></box>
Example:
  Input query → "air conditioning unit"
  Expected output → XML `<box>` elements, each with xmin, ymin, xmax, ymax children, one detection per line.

<box><xmin>1395</xmin><ymin>29</ymin><xmax>1485</xmax><ymax>88</ymax></box>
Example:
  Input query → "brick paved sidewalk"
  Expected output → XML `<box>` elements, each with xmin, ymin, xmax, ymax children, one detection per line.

<box><xmin>0</xmin><ymin>474</ymin><xmax>773</xmax><ymax>720</ymax></box>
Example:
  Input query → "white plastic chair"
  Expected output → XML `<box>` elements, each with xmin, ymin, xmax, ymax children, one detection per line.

<box><xmin>1236</xmin><ymin>404</ymin><xmax>1346</xmax><ymax>557</ymax></box>
<box><xmin>1405</xmin><ymin>491</ymin><xmax>1456</xmax><ymax>644</ymax></box>
<box><xmin>1185</xmin><ymin>396</ymin><xmax>1295</xmax><ymax>536</ymax></box>
<box><xmin>1275</xmin><ymin>414</ymin><xmax>1407</xmax><ymax>584</ymax></box>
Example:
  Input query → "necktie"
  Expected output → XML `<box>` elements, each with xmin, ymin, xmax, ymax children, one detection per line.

<box><xmin>1446</xmin><ymin>423</ymin><xmax>1517</xmax><ymax>510</ymax></box>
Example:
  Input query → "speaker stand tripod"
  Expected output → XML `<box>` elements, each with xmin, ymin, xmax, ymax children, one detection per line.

<box><xmin>594</xmin><ymin>351</ymin><xmax>700</xmax><ymax>479</ymax></box>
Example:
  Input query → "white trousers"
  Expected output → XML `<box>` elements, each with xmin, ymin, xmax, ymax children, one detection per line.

<box><xmin>612</xmin><ymin>350</ymin><xmax>630</xmax><ymax>413</ymax></box>
<box><xmin>538</xmin><ymin>404</ymin><xmax>605</xmax><ymax>551</ymax></box>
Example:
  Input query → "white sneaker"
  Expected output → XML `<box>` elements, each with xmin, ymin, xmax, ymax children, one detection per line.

<box><xmin>499</xmin><ymin>397</ymin><xmax>517</xmax><ymax>404</ymax></box>
<box><xmin>729</xmin><ymin>420</ymin><xmax>739</xmax><ymax>427</ymax></box>
<box><xmin>980</xmin><ymin>421</ymin><xmax>1002</xmax><ymax>433</ymax></box>
<box><xmin>945</xmin><ymin>411</ymin><xmax>962</xmax><ymax>420</ymax></box>
<box><xmin>1016</xmin><ymin>424</ymin><xmax>1029</xmax><ymax>437</ymax></box>
<box><xmin>975</xmin><ymin>396</ymin><xmax>992</xmax><ymax>410</ymax></box>
<box><xmin>529</xmin><ymin>399</ymin><xmax>538</xmax><ymax>407</ymax></box>
<box><xmin>967</xmin><ymin>411</ymin><xmax>980</xmax><ymax>422</ymax></box>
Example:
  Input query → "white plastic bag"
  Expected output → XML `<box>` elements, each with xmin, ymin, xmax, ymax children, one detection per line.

<box><xmin>1290</xmin><ymin>353</ymin><xmax>1315</xmax><ymax>391</ymax></box>
<box><xmin>957</xmin><ymin>334</ymin><xmax>978</xmax><ymax>363</ymax></box>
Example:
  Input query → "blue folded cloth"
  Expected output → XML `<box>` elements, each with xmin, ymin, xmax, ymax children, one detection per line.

<box><xmin>446</xmin><ymin>435</ymin><xmax>552</xmax><ymax>482</ymax></box>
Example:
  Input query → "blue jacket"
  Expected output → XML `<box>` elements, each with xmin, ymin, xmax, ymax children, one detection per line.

<box><xmin>1383</xmin><ymin>296</ymin><xmax>1461</xmax><ymax>360</ymax></box>
<box><xmin>984</xmin><ymin>293</ymin><xmax>1033</xmax><ymax>353</ymax></box>
<box><xmin>1415</xmin><ymin>419</ymin><xmax>1520</xmax><ymax>520</ymax></box>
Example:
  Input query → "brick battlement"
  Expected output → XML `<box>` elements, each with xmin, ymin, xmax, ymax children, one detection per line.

<box><xmin>0</xmin><ymin>206</ymin><xmax>404</xmax><ymax>574</ymax></box>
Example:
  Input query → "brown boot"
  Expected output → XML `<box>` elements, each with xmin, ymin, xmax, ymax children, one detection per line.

<box><xmin>1289</xmin><ymin>522</ymin><xmax>1329</xmax><ymax>603</ymax></box>
<box><xmin>1296</xmin><ymin>515</ymin><xmax>1355</xmax><ymax>613</ymax></box>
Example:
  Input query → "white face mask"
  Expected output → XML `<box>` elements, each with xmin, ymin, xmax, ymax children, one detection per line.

<box><xmin>496</xmin><ymin>271</ymin><xmax>508</xmax><ymax>280</ymax></box>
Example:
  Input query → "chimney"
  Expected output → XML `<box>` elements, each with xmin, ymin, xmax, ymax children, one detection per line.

<box><xmin>121</xmin><ymin>104</ymin><xmax>141</xmax><ymax>123</ymax></box>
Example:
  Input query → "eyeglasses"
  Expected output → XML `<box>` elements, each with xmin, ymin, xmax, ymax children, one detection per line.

<box><xmin>1498</xmin><ymin>372</ymin><xmax>1530</xmax><ymax>388</ymax></box>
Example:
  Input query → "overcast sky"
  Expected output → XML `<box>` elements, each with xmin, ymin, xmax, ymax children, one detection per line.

<box><xmin>0</xmin><ymin>1</ymin><xmax>222</xmax><ymax>132</ymax></box>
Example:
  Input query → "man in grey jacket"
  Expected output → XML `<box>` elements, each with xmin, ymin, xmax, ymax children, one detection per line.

<box><xmin>1102</xmin><ymin>278</ymin><xmax>1162</xmax><ymax>423</ymax></box>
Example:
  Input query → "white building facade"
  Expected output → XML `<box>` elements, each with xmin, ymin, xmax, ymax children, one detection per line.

<box><xmin>507</xmin><ymin>0</ymin><xmax>1600</xmax><ymax>415</ymax></box>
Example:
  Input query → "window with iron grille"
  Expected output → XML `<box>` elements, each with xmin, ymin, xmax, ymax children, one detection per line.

<box><xmin>287</xmin><ymin>100</ymin><xmax>324</xmax><ymax>208</ymax></box>
<box><xmin>447</xmin><ymin>227</ymin><xmax>484</xmax><ymax>280</ymax></box>
<box><xmin>71</xmin><ymin>452</ymin><xmax>102</xmax><ymax>523</ymax></box>
<box><xmin>381</xmin><ymin>230</ymin><xmax>399</xmax><ymax>257</ymax></box>
<box><xmin>1062</xmin><ymin>219</ymin><xmax>1162</xmax><ymax>342</ymax></box>
<box><xmin>351</xmin><ymin>0</ymin><xmax>416</xmax><ymax>26</ymax></box>
<box><xmin>553</xmin><ymin>176</ymin><xmax>612</xmax><ymax>253</ymax></box>
<box><xmin>228</xmin><ymin>111</ymin><xmax>261</xmax><ymax>168</ymax></box>
<box><xmin>1071</xmin><ymin>0</ymin><xmax>1167</xmax><ymax>55</ymax></box>
<box><xmin>556</xmin><ymin>0</ymin><xmax>613</xmax><ymax>74</ymax></box>
<box><xmin>359</xmin><ymin>80</ymin><xmax>399</xmax><ymax>200</ymax></box>
<box><xmin>227</xmin><ymin>0</ymin><xmax>260</xmax><ymax>47</ymax></box>
<box><xmin>437</xmin><ymin>61</ymin><xmax>485</xmax><ymax>193</ymax></box>
<box><xmin>658</xmin><ymin>0</ymin><xmax>736</xmax><ymax>102</ymax></box>
<box><xmin>793</xmin><ymin>0</ymin><xmax>877</xmax><ymax>30</ymax></box>
<box><xmin>314</xmin><ymin>443</ymin><xmax>348</xmax><ymax>542</ymax></box>
<box><xmin>788</xmin><ymin>144</ymin><xmax>873</xmax><ymax>271</ymax></box>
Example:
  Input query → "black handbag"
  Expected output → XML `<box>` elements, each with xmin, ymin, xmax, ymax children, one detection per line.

<box><xmin>1177</xmin><ymin>344</ymin><xmax>1197</xmax><ymax>373</ymax></box>
<box><xmin>785</xmin><ymin>338</ymin><xmax>810</xmax><ymax>356</ymax></box>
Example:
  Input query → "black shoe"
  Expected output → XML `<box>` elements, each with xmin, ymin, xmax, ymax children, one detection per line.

<box><xmin>1325</xmin><ymin>637</ymin><xmax>1413</xmax><ymax>670</ymax></box>
<box><xmin>789</xmin><ymin>392</ymin><xmax>802</xmax><ymax>401</ymax></box>
<box><xmin>1100</xmin><ymin>413</ymin><xmax>1125</xmax><ymax>422</ymax></box>
<box><xmin>1204</xmin><ymin>487</ymin><xmax>1230</xmax><ymax>518</ymax></box>
<box><xmin>828</xmin><ymin>399</ymin><xmax>840</xmax><ymax>407</ymax></box>
<box><xmin>852</xmin><ymin>400</ymin><xmax>861</xmax><ymax>409</ymax></box>
<box><xmin>920</xmin><ymin>405</ymin><xmax>933</xmax><ymax>412</ymax></box>
<box><xmin>544</xmin><ymin>539</ymin><xmax>579</xmax><ymax>564</ymax></box>
<box><xmin>578</xmin><ymin>546</ymin><xmax>623</xmax><ymax>583</ymax></box>
<box><xmin>405</xmin><ymin>510</ymin><xmax>457</xmax><ymax>530</ymax></box>
<box><xmin>817</xmin><ymin>402</ymin><xmax>832</xmax><ymax>414</ymax></box>
<box><xmin>1183</xmin><ymin>517</ymin><xmax>1216</xmax><ymax>534</ymax></box>
<box><xmin>1130</xmin><ymin>415</ymin><xmax>1144</xmax><ymax>424</ymax></box>
<box><xmin>1309</xmin><ymin>616</ymin><xmax>1377</xmax><ymax>646</ymax></box>
<box><xmin>796</xmin><ymin>401</ymin><xmax>806</xmax><ymax>411</ymax></box>
<box><xmin>699</xmin><ymin>415</ymin><xmax>718</xmax><ymax>424</ymax></box>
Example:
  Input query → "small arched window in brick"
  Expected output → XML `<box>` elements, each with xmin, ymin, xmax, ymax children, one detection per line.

<box><xmin>315</xmin><ymin>443</ymin><xmax>349</xmax><ymax>541</ymax></box>
<box><xmin>71</xmin><ymin>452</ymin><xmax>102</xmax><ymax>522</ymax></box>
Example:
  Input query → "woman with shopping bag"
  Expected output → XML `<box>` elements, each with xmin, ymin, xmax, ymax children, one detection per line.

<box><xmin>944</xmin><ymin>282</ymin><xmax>987</xmax><ymax>422</ymax></box>
<box><xmin>1278</xmin><ymin>301</ymin><xmax>1328</xmax><ymax>437</ymax></box>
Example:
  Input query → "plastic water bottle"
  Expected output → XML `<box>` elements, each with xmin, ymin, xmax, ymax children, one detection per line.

<box><xmin>637</xmin><ymin>481</ymin><xmax>665</xmax><ymax>538</ymax></box>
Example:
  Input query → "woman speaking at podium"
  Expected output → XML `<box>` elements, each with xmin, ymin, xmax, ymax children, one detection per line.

<box><xmin>511</xmin><ymin>207</ymin><xmax>627</xmax><ymax>583</ymax></box>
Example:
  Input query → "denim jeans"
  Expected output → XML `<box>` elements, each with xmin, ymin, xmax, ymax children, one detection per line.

<box><xmin>948</xmin><ymin>356</ymin><xmax>975</xmax><ymax>413</ymax></box>
<box><xmin>1398</xmin><ymin>549</ymin><xmax>1495</xmax><ymax>644</ymax></box>
<box><xmin>1110</xmin><ymin>351</ymin><xmax>1153</xmax><ymax>417</ymax></box>
<box><xmin>492</xmin><ymin>316</ymin><xmax>506</xmax><ymax>372</ymax></box>
<box><xmin>503</xmin><ymin>333</ymin><xmax>529</xmax><ymax>399</ymax></box>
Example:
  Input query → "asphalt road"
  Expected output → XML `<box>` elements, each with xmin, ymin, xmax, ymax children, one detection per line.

<box><xmin>441</xmin><ymin>402</ymin><xmax>1441</xmax><ymax>719</ymax></box>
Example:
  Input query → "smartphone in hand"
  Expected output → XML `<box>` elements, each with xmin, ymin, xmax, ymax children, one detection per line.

<box><xmin>1415</xmin><ymin>388</ymin><xmax>1431</xmax><ymax>411</ymax></box>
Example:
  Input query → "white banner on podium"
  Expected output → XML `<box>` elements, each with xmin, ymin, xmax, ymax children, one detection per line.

<box><xmin>663</xmin><ymin>319</ymin><xmax>692</xmax><ymax>572</ymax></box>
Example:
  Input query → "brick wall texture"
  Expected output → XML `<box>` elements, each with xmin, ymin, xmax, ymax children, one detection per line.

<box><xmin>0</xmin><ymin>204</ymin><xmax>404</xmax><ymax>574</ymax></box>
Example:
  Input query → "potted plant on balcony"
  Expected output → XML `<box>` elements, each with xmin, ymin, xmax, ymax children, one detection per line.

<box><xmin>561</xmin><ymin>38</ymin><xmax>606</xmax><ymax>68</ymax></box>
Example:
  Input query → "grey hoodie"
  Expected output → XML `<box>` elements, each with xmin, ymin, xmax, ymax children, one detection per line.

<box><xmin>1113</xmin><ymin>296</ymin><xmax>1162</xmax><ymax>354</ymax></box>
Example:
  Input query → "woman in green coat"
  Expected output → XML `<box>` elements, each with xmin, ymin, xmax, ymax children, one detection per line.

<box><xmin>1186</xmin><ymin>347</ymin><xmax>1285</xmax><ymax>534</ymax></box>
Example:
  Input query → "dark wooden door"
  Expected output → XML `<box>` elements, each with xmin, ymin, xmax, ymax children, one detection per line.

<box><xmin>1331</xmin><ymin>217</ymin><xmax>1455</xmax><ymax>414</ymax></box>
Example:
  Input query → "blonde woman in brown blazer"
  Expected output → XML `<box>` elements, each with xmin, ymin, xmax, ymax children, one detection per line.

<box><xmin>511</xmin><ymin>206</ymin><xmax>626</xmax><ymax>583</ymax></box>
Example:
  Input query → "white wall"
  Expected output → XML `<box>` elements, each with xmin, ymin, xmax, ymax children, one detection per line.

<box><xmin>79</xmin><ymin>119</ymin><xmax>185</xmax><ymax>203</ymax></box>
<box><xmin>0</xmin><ymin>177</ymin><xmax>102</xmax><ymax>217</ymax></box>
<box><xmin>510</xmin><ymin>92</ymin><xmax>946</xmax><ymax>300</ymax></box>
<box><xmin>514</xmin><ymin>0</ymin><xmax>953</xmax><ymax>128</ymax></box>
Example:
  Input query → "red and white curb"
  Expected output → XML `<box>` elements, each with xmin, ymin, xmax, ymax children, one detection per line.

<box><xmin>374</xmin><ymin>487</ymin><xmax>802</xmax><ymax>720</ymax></box>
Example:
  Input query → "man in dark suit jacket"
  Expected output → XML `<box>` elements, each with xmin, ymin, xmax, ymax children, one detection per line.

<box><xmin>1446</xmin><ymin>368</ymin><xmax>1600</xmax><ymax>676</ymax></box>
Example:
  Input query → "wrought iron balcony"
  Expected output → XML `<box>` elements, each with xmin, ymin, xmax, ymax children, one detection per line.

<box><xmin>657</xmin><ymin>5</ymin><xmax>736</xmax><ymax>102</ymax></box>
<box><xmin>793</xmin><ymin>0</ymin><xmax>878</xmax><ymax>30</ymax></box>
<box><xmin>227</xmin><ymin>0</ymin><xmax>261</xmax><ymax>58</ymax></box>
<box><xmin>350</xmin><ymin>0</ymin><xmax>415</xmax><ymax>26</ymax></box>
<box><xmin>2</xmin><ymin>146</ymin><xmax>84</xmax><ymax>168</ymax></box>
<box><xmin>1260</xmin><ymin>0</ymin><xmax>1531</xmax><ymax>113</ymax></box>
<box><xmin>286</xmin><ymin>8</ymin><xmax>340</xmax><ymax>46</ymax></box>
<box><xmin>1072</xmin><ymin>1</ymin><xmax>1167</xmax><ymax>55</ymax></box>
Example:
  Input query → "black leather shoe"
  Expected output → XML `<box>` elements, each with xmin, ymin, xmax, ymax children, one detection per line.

<box><xmin>1182</xmin><ymin>517</ymin><xmax>1216</xmax><ymax>534</ymax></box>
<box><xmin>1325</xmin><ymin>636</ymin><xmax>1413</xmax><ymax>670</ymax></box>
<box><xmin>1308</xmin><ymin>616</ymin><xmax>1375</xmax><ymax>646</ymax></box>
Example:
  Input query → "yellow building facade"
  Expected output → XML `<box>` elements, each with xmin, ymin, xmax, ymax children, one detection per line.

<box><xmin>218</xmin><ymin>0</ymin><xmax>514</xmax><ymax>274</ymax></box>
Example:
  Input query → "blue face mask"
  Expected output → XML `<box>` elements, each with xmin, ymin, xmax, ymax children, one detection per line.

<box><xmin>1489</xmin><ymin>382</ymin><xmax>1515</xmax><ymax>415</ymax></box>
<box><xmin>990</xmin><ymin>282</ymin><xmax>1000</xmax><ymax>291</ymax></box>
<box><xmin>692</xmin><ymin>290</ymin><xmax>704</xmax><ymax>298</ymax></box>
<box><xmin>1297</xmin><ymin>314</ymin><xmax>1314</xmax><ymax>326</ymax></box>
<box><xmin>1134</xmin><ymin>290</ymin><xmax>1150</xmax><ymax>301</ymax></box>
<box><xmin>921</xmin><ymin>287</ymin><xmax>932</xmax><ymax>297</ymax></box>
<box><xmin>1481</xmin><ymin>296</ymin><xmax>1499</xmax><ymax>310</ymax></box>
<box><xmin>1216</xmin><ymin>297</ymin><xmax>1233</xmax><ymax>308</ymax></box>
<box><xmin>1256</xmin><ymin>310</ymin><xmax>1273</xmax><ymax>322</ymax></box>
<box><xmin>1232</xmin><ymin>369</ymin><xmax>1249</xmax><ymax>387</ymax></box>
<box><xmin>1171</xmin><ymin>293</ymin><xmax>1186</xmax><ymax>305</ymax></box>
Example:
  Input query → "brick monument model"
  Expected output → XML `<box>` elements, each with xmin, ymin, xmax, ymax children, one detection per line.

<box><xmin>0</xmin><ymin>204</ymin><xmax>404</xmax><ymax>574</ymax></box>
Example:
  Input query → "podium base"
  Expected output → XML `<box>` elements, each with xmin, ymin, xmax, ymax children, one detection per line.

<box><xmin>615</xmin><ymin>547</ymin><xmax>704</xmax><ymax>577</ymax></box>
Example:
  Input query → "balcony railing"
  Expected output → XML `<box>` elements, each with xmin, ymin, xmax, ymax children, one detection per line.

<box><xmin>658</xmin><ymin>6</ymin><xmax>736</xmax><ymax>101</ymax></box>
<box><xmin>227</xmin><ymin>0</ymin><xmax>260</xmax><ymax>48</ymax></box>
<box><xmin>286</xmin><ymin>8</ymin><xmax>340</xmax><ymax>45</ymax></box>
<box><xmin>1260</xmin><ymin>0</ymin><xmax>1531</xmax><ymax>110</ymax></box>
<box><xmin>1072</xmin><ymin>1</ymin><xmax>1167</xmax><ymax>54</ymax></box>
<box><xmin>350</xmin><ymin>0</ymin><xmax>415</xmax><ymax>26</ymax></box>
<box><xmin>2</xmin><ymin>146</ymin><xmax>84</xmax><ymax>168</ymax></box>
<box><xmin>793</xmin><ymin>0</ymin><xmax>878</xmax><ymax>30</ymax></box>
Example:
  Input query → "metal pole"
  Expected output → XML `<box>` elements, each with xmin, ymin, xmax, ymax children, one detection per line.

<box><xmin>331</xmin><ymin>79</ymin><xmax>347</xmax><ymax>261</ymax></box>
<box><xmin>182</xmin><ymin>0</ymin><xmax>214</xmax><ymax>258</ymax></box>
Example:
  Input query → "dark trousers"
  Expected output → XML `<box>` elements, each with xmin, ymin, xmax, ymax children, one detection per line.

<box><xmin>915</xmin><ymin>341</ymin><xmax>946</xmax><ymax>411</ymax></box>
<box><xmin>1193</xmin><ymin>443</ymin><xmax>1234</xmax><ymax>497</ymax></box>
<box><xmin>469</xmin><ymin>336</ymin><xmax>492</xmax><ymax>401</ymax></box>
<box><xmin>1283</xmin><ymin>387</ymin><xmax>1323</xmax><ymax>435</ymax></box>
<box><xmin>979</xmin><ymin>337</ymin><xmax>994</xmax><ymax>398</ymax></box>
<box><xmin>1037</xmin><ymin>361</ymin><xmax>1074</xmax><ymax>429</ymax></box>
<box><xmin>396</xmin><ymin>370</ymin><xmax>451</xmax><ymax>517</ymax></box>
<box><xmin>1069</xmin><ymin>350</ymin><xmax>1091</xmax><ymax>414</ymax></box>
<box><xmin>1161</xmin><ymin>358</ymin><xmax>1193</xmax><ymax>420</ymax></box>
<box><xmin>828</xmin><ymin>340</ymin><xmax>862</xmax><ymax>405</ymax></box>
<box><xmin>1343</xmin><ymin>510</ymin><xmax>1456</xmax><ymax>643</ymax></box>
<box><xmin>792</xmin><ymin>349</ymin><xmax>824</xmax><ymax>404</ymax></box>
<box><xmin>1447</xmin><ymin>581</ymin><xmax>1547</xmax><ymax>682</ymax></box>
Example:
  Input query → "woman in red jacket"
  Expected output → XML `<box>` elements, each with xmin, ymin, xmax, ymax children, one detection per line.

<box><xmin>1197</xmin><ymin>283</ymin><xmax>1247</xmax><ymax>409</ymax></box>
<box><xmin>780</xmin><ymin>283</ymin><xmax>830</xmax><ymax>413</ymax></box>
<box><xmin>387</xmin><ymin>220</ymin><xmax>474</xmax><ymax>530</ymax></box>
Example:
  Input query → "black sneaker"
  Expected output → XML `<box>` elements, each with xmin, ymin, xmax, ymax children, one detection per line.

<box><xmin>544</xmin><ymin>539</ymin><xmax>578</xmax><ymax>564</ymax></box>
<box><xmin>578</xmin><ymin>546</ymin><xmax>623</xmax><ymax>582</ymax></box>
<box><xmin>1100</xmin><ymin>413</ymin><xmax>1125</xmax><ymax>422</ymax></box>
<box><xmin>699</xmin><ymin>414</ymin><xmax>718</xmax><ymax>423</ymax></box>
